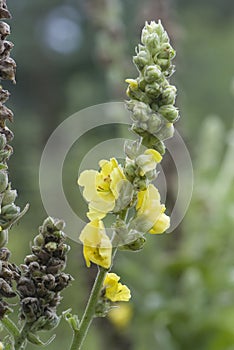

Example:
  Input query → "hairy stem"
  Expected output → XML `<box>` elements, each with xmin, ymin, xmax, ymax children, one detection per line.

<box><xmin>70</xmin><ymin>266</ymin><xmax>107</xmax><ymax>350</ymax></box>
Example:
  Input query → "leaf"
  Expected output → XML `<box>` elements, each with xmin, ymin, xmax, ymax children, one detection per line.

<box><xmin>27</xmin><ymin>332</ymin><xmax>56</xmax><ymax>346</ymax></box>
<box><xmin>1</xmin><ymin>316</ymin><xmax>20</xmax><ymax>338</ymax></box>
<box><xmin>62</xmin><ymin>309</ymin><xmax>79</xmax><ymax>331</ymax></box>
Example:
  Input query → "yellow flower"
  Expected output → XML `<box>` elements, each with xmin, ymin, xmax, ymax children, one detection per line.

<box><xmin>125</xmin><ymin>78</ymin><xmax>138</xmax><ymax>90</ymax></box>
<box><xmin>103</xmin><ymin>273</ymin><xmax>131</xmax><ymax>302</ymax></box>
<box><xmin>136</xmin><ymin>149</ymin><xmax>162</xmax><ymax>176</ymax></box>
<box><xmin>79</xmin><ymin>219</ymin><xmax>112</xmax><ymax>269</ymax></box>
<box><xmin>78</xmin><ymin>158</ymin><xmax>126</xmax><ymax>220</ymax></box>
<box><xmin>108</xmin><ymin>303</ymin><xmax>133</xmax><ymax>329</ymax></box>
<box><xmin>131</xmin><ymin>184</ymin><xmax>170</xmax><ymax>234</ymax></box>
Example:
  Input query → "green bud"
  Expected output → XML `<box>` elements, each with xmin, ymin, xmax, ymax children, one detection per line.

<box><xmin>158</xmin><ymin>43</ymin><xmax>176</xmax><ymax>60</ymax></box>
<box><xmin>147</xmin><ymin>113</ymin><xmax>162</xmax><ymax>133</ymax></box>
<box><xmin>156</xmin><ymin>58</ymin><xmax>170</xmax><ymax>71</ymax></box>
<box><xmin>41</xmin><ymin>217</ymin><xmax>55</xmax><ymax>233</ymax></box>
<box><xmin>143</xmin><ymin>32</ymin><xmax>160</xmax><ymax>55</ymax></box>
<box><xmin>1</xmin><ymin>203</ymin><xmax>20</xmax><ymax>219</ymax></box>
<box><xmin>0</xmin><ymin>229</ymin><xmax>8</xmax><ymax>247</ymax></box>
<box><xmin>145</xmin><ymin>82</ymin><xmax>161</xmax><ymax>98</ymax></box>
<box><xmin>152</xmin><ymin>140</ymin><xmax>165</xmax><ymax>155</ymax></box>
<box><xmin>145</xmin><ymin>169</ymin><xmax>158</xmax><ymax>181</ymax></box>
<box><xmin>144</xmin><ymin>65</ymin><xmax>161</xmax><ymax>83</ymax></box>
<box><xmin>124</xmin><ymin>163</ymin><xmax>136</xmax><ymax>182</ymax></box>
<box><xmin>160</xmin><ymin>85</ymin><xmax>177</xmax><ymax>105</ymax></box>
<box><xmin>159</xmin><ymin>105</ymin><xmax>179</xmax><ymax>122</ymax></box>
<box><xmin>45</xmin><ymin>242</ymin><xmax>57</xmax><ymax>252</ymax></box>
<box><xmin>119</xmin><ymin>230</ymin><xmax>146</xmax><ymax>252</ymax></box>
<box><xmin>33</xmin><ymin>233</ymin><xmax>44</xmax><ymax>246</ymax></box>
<box><xmin>2</xmin><ymin>187</ymin><xmax>17</xmax><ymax>206</ymax></box>
<box><xmin>0</xmin><ymin>170</ymin><xmax>8</xmax><ymax>193</ymax></box>
<box><xmin>133</xmin><ymin>178</ymin><xmax>147</xmax><ymax>191</ymax></box>
<box><xmin>54</xmin><ymin>219</ymin><xmax>65</xmax><ymax>231</ymax></box>
<box><xmin>155</xmin><ymin>123</ymin><xmax>174</xmax><ymax>141</ymax></box>
<box><xmin>0</xmin><ymin>134</ymin><xmax>6</xmax><ymax>150</ymax></box>
<box><xmin>133</xmin><ymin>49</ymin><xmax>150</xmax><ymax>70</ymax></box>
<box><xmin>132</xmin><ymin>101</ymin><xmax>151</xmax><ymax>122</ymax></box>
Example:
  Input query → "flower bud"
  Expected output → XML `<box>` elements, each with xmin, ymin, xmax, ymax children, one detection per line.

<box><xmin>132</xmin><ymin>101</ymin><xmax>151</xmax><ymax>122</ymax></box>
<box><xmin>45</xmin><ymin>242</ymin><xmax>57</xmax><ymax>252</ymax></box>
<box><xmin>160</xmin><ymin>85</ymin><xmax>177</xmax><ymax>105</ymax></box>
<box><xmin>0</xmin><ymin>229</ymin><xmax>7</xmax><ymax>247</ymax></box>
<box><xmin>159</xmin><ymin>104</ymin><xmax>179</xmax><ymax>122</ymax></box>
<box><xmin>156</xmin><ymin>58</ymin><xmax>170</xmax><ymax>71</ymax></box>
<box><xmin>133</xmin><ymin>178</ymin><xmax>147</xmax><ymax>191</ymax></box>
<box><xmin>145</xmin><ymin>82</ymin><xmax>161</xmax><ymax>98</ymax></box>
<box><xmin>158</xmin><ymin>43</ymin><xmax>175</xmax><ymax>60</ymax></box>
<box><xmin>133</xmin><ymin>49</ymin><xmax>150</xmax><ymax>70</ymax></box>
<box><xmin>33</xmin><ymin>233</ymin><xmax>44</xmax><ymax>246</ymax></box>
<box><xmin>124</xmin><ymin>163</ymin><xmax>136</xmax><ymax>182</ymax></box>
<box><xmin>124</xmin><ymin>139</ymin><xmax>140</xmax><ymax>159</ymax></box>
<box><xmin>0</xmin><ymin>170</ymin><xmax>8</xmax><ymax>192</ymax></box>
<box><xmin>119</xmin><ymin>230</ymin><xmax>146</xmax><ymax>252</ymax></box>
<box><xmin>147</xmin><ymin>113</ymin><xmax>162</xmax><ymax>134</ymax></box>
<box><xmin>1</xmin><ymin>203</ymin><xmax>20</xmax><ymax>220</ymax></box>
<box><xmin>2</xmin><ymin>187</ymin><xmax>17</xmax><ymax>206</ymax></box>
<box><xmin>155</xmin><ymin>123</ymin><xmax>174</xmax><ymax>141</ymax></box>
<box><xmin>54</xmin><ymin>219</ymin><xmax>65</xmax><ymax>231</ymax></box>
<box><xmin>144</xmin><ymin>65</ymin><xmax>161</xmax><ymax>83</ymax></box>
<box><xmin>0</xmin><ymin>133</ymin><xmax>6</xmax><ymax>149</ymax></box>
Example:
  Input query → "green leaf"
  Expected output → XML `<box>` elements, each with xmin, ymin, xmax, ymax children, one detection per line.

<box><xmin>62</xmin><ymin>309</ymin><xmax>79</xmax><ymax>331</ymax></box>
<box><xmin>27</xmin><ymin>332</ymin><xmax>56</xmax><ymax>346</ymax></box>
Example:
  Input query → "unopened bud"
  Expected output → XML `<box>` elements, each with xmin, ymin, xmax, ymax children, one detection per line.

<box><xmin>159</xmin><ymin>104</ymin><xmax>179</xmax><ymax>122</ymax></box>
<box><xmin>2</xmin><ymin>187</ymin><xmax>17</xmax><ymax>206</ymax></box>
<box><xmin>0</xmin><ymin>170</ymin><xmax>8</xmax><ymax>192</ymax></box>
<box><xmin>144</xmin><ymin>65</ymin><xmax>161</xmax><ymax>83</ymax></box>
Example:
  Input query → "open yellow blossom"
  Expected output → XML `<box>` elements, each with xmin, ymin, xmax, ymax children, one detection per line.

<box><xmin>130</xmin><ymin>184</ymin><xmax>170</xmax><ymax>234</ymax></box>
<box><xmin>136</xmin><ymin>148</ymin><xmax>162</xmax><ymax>176</ymax></box>
<box><xmin>78</xmin><ymin>158</ymin><xmax>127</xmax><ymax>220</ymax></box>
<box><xmin>79</xmin><ymin>219</ymin><xmax>112</xmax><ymax>269</ymax></box>
<box><xmin>103</xmin><ymin>273</ymin><xmax>131</xmax><ymax>302</ymax></box>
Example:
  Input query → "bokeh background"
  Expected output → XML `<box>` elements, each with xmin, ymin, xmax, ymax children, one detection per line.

<box><xmin>3</xmin><ymin>0</ymin><xmax>234</xmax><ymax>349</ymax></box>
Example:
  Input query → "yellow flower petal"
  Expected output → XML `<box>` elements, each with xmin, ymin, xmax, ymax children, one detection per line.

<box><xmin>79</xmin><ymin>220</ymin><xmax>112</xmax><ymax>269</ymax></box>
<box><xmin>78</xmin><ymin>158</ymin><xmax>127</xmax><ymax>219</ymax></box>
<box><xmin>132</xmin><ymin>184</ymin><xmax>169</xmax><ymax>233</ymax></box>
<box><xmin>150</xmin><ymin>212</ymin><xmax>170</xmax><ymax>234</ymax></box>
<box><xmin>144</xmin><ymin>149</ymin><xmax>162</xmax><ymax>163</ymax></box>
<box><xmin>104</xmin><ymin>273</ymin><xmax>131</xmax><ymax>302</ymax></box>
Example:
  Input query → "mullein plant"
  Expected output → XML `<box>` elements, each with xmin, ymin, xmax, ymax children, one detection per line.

<box><xmin>0</xmin><ymin>2</ymin><xmax>72</xmax><ymax>350</ymax></box>
<box><xmin>69</xmin><ymin>20</ymin><xmax>179</xmax><ymax>349</ymax></box>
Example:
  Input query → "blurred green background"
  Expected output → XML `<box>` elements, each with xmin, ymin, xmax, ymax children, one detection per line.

<box><xmin>3</xmin><ymin>0</ymin><xmax>234</xmax><ymax>349</ymax></box>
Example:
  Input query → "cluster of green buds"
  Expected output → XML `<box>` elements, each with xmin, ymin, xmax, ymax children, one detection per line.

<box><xmin>126</xmin><ymin>20</ymin><xmax>179</xmax><ymax>155</ymax></box>
<box><xmin>17</xmin><ymin>217</ymin><xmax>73</xmax><ymax>331</ymax></box>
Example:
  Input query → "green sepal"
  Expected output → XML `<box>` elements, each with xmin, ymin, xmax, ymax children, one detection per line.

<box><xmin>27</xmin><ymin>332</ymin><xmax>56</xmax><ymax>346</ymax></box>
<box><xmin>0</xmin><ymin>203</ymin><xmax>29</xmax><ymax>229</ymax></box>
<box><xmin>1</xmin><ymin>316</ymin><xmax>20</xmax><ymax>338</ymax></box>
<box><xmin>62</xmin><ymin>309</ymin><xmax>79</xmax><ymax>331</ymax></box>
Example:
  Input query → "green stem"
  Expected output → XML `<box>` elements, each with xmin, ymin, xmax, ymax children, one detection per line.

<box><xmin>70</xmin><ymin>209</ymin><xmax>128</xmax><ymax>350</ymax></box>
<box><xmin>14</xmin><ymin>323</ymin><xmax>31</xmax><ymax>350</ymax></box>
<box><xmin>70</xmin><ymin>266</ymin><xmax>108</xmax><ymax>350</ymax></box>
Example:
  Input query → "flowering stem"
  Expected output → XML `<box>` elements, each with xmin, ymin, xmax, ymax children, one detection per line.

<box><xmin>70</xmin><ymin>266</ymin><xmax>108</xmax><ymax>350</ymax></box>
